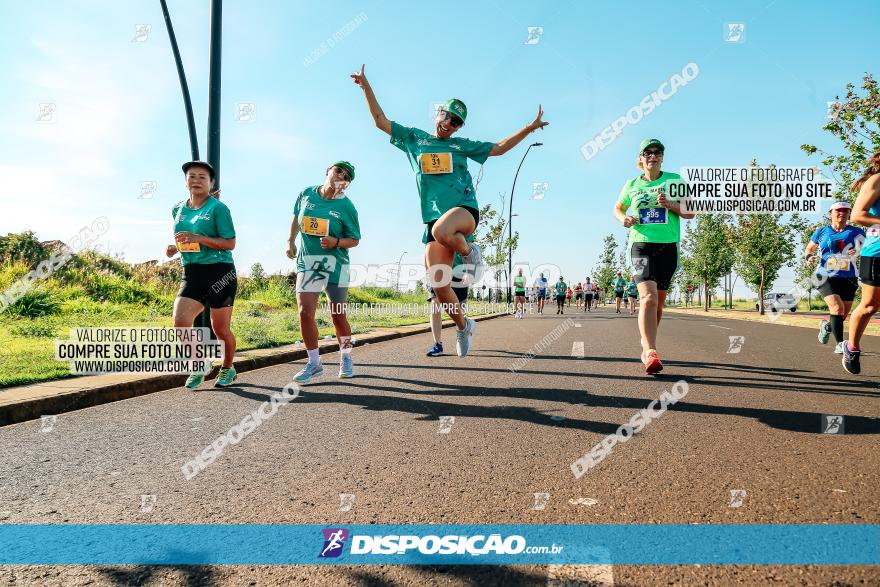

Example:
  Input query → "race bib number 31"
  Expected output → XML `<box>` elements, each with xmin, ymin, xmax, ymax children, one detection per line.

<box><xmin>639</xmin><ymin>207</ymin><xmax>668</xmax><ymax>225</ymax></box>
<box><xmin>419</xmin><ymin>152</ymin><xmax>453</xmax><ymax>174</ymax></box>
<box><xmin>301</xmin><ymin>216</ymin><xmax>330</xmax><ymax>237</ymax></box>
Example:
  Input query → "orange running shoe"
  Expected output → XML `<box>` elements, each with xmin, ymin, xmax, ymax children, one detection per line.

<box><xmin>642</xmin><ymin>349</ymin><xmax>663</xmax><ymax>375</ymax></box>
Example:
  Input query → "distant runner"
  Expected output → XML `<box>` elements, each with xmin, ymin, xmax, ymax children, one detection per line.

<box><xmin>555</xmin><ymin>277</ymin><xmax>568</xmax><ymax>315</ymax></box>
<box><xmin>614</xmin><ymin>272</ymin><xmax>627</xmax><ymax>313</ymax></box>
<box><xmin>534</xmin><ymin>272</ymin><xmax>549</xmax><ymax>314</ymax></box>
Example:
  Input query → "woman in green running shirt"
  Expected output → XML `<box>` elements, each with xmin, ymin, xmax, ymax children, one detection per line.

<box><xmin>613</xmin><ymin>139</ymin><xmax>694</xmax><ymax>374</ymax></box>
<box><xmin>513</xmin><ymin>268</ymin><xmax>527</xmax><ymax>318</ymax></box>
<box><xmin>351</xmin><ymin>64</ymin><xmax>547</xmax><ymax>356</ymax></box>
<box><xmin>555</xmin><ymin>277</ymin><xmax>568</xmax><ymax>315</ymax></box>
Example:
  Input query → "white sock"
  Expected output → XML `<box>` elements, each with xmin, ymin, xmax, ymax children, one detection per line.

<box><xmin>341</xmin><ymin>346</ymin><xmax>352</xmax><ymax>357</ymax></box>
<box><xmin>307</xmin><ymin>348</ymin><xmax>320</xmax><ymax>365</ymax></box>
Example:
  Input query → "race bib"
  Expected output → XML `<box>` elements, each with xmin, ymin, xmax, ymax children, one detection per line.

<box><xmin>419</xmin><ymin>152</ymin><xmax>453</xmax><ymax>174</ymax></box>
<box><xmin>301</xmin><ymin>216</ymin><xmax>330</xmax><ymax>237</ymax></box>
<box><xmin>176</xmin><ymin>241</ymin><xmax>201</xmax><ymax>253</ymax></box>
<box><xmin>639</xmin><ymin>207</ymin><xmax>667</xmax><ymax>225</ymax></box>
<box><xmin>826</xmin><ymin>255</ymin><xmax>851</xmax><ymax>272</ymax></box>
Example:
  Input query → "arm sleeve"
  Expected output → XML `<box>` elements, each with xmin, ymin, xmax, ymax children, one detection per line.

<box><xmin>214</xmin><ymin>202</ymin><xmax>236</xmax><ymax>238</ymax></box>
<box><xmin>461</xmin><ymin>137</ymin><xmax>495</xmax><ymax>165</ymax></box>
<box><xmin>390</xmin><ymin>121</ymin><xmax>415</xmax><ymax>153</ymax></box>
<box><xmin>343</xmin><ymin>202</ymin><xmax>361</xmax><ymax>240</ymax></box>
<box><xmin>617</xmin><ymin>179</ymin><xmax>634</xmax><ymax>208</ymax></box>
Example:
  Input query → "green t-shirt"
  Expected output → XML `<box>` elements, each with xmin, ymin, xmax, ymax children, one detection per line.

<box><xmin>293</xmin><ymin>186</ymin><xmax>361</xmax><ymax>285</ymax></box>
<box><xmin>171</xmin><ymin>197</ymin><xmax>236</xmax><ymax>266</ymax></box>
<box><xmin>626</xmin><ymin>282</ymin><xmax>638</xmax><ymax>296</ymax></box>
<box><xmin>614</xmin><ymin>278</ymin><xmax>626</xmax><ymax>290</ymax></box>
<box><xmin>514</xmin><ymin>275</ymin><xmax>526</xmax><ymax>293</ymax></box>
<box><xmin>390</xmin><ymin>121</ymin><xmax>494</xmax><ymax>225</ymax></box>
<box><xmin>555</xmin><ymin>281</ymin><xmax>567</xmax><ymax>296</ymax></box>
<box><xmin>617</xmin><ymin>171</ymin><xmax>685</xmax><ymax>245</ymax></box>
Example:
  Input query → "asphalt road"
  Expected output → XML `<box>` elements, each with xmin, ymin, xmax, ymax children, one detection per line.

<box><xmin>1</xmin><ymin>305</ymin><xmax>879</xmax><ymax>586</ymax></box>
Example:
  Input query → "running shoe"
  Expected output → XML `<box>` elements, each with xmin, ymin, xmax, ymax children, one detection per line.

<box><xmin>427</xmin><ymin>342</ymin><xmax>443</xmax><ymax>356</ymax></box>
<box><xmin>293</xmin><ymin>362</ymin><xmax>324</xmax><ymax>383</ymax></box>
<box><xmin>214</xmin><ymin>366</ymin><xmax>237</xmax><ymax>387</ymax></box>
<box><xmin>184</xmin><ymin>372</ymin><xmax>205</xmax><ymax>389</ymax></box>
<box><xmin>456</xmin><ymin>317</ymin><xmax>476</xmax><ymax>357</ymax></box>
<box><xmin>642</xmin><ymin>349</ymin><xmax>663</xmax><ymax>375</ymax></box>
<box><xmin>818</xmin><ymin>319</ymin><xmax>831</xmax><ymax>345</ymax></box>
<box><xmin>338</xmin><ymin>354</ymin><xmax>354</xmax><ymax>378</ymax></box>
<box><xmin>462</xmin><ymin>242</ymin><xmax>483</xmax><ymax>272</ymax></box>
<box><xmin>834</xmin><ymin>341</ymin><xmax>846</xmax><ymax>355</ymax></box>
<box><xmin>842</xmin><ymin>343</ymin><xmax>860</xmax><ymax>375</ymax></box>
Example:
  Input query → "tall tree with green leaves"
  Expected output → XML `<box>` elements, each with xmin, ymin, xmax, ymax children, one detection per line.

<box><xmin>475</xmin><ymin>200</ymin><xmax>518</xmax><ymax>300</ymax></box>
<box><xmin>681</xmin><ymin>214</ymin><xmax>736</xmax><ymax>311</ymax></box>
<box><xmin>732</xmin><ymin>213</ymin><xmax>800</xmax><ymax>314</ymax></box>
<box><xmin>594</xmin><ymin>234</ymin><xmax>619</xmax><ymax>293</ymax></box>
<box><xmin>802</xmin><ymin>73</ymin><xmax>880</xmax><ymax>203</ymax></box>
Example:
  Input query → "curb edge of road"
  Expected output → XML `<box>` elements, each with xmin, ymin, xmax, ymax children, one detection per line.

<box><xmin>0</xmin><ymin>312</ymin><xmax>508</xmax><ymax>428</ymax></box>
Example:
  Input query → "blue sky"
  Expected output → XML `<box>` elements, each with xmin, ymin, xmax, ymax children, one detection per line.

<box><xmin>0</xmin><ymin>0</ymin><xmax>875</xmax><ymax>295</ymax></box>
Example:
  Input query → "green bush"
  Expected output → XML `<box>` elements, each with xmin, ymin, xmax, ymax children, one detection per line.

<box><xmin>10</xmin><ymin>320</ymin><xmax>56</xmax><ymax>337</ymax></box>
<box><xmin>0</xmin><ymin>231</ymin><xmax>48</xmax><ymax>266</ymax></box>
<box><xmin>3</xmin><ymin>290</ymin><xmax>61</xmax><ymax>318</ymax></box>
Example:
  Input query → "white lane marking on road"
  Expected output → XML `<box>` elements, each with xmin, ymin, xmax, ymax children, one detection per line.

<box><xmin>708</xmin><ymin>324</ymin><xmax>732</xmax><ymax>330</ymax></box>
<box><xmin>574</xmin><ymin>323</ymin><xmax>582</xmax><ymax>328</ymax></box>
<box><xmin>571</xmin><ymin>341</ymin><xmax>585</xmax><ymax>358</ymax></box>
<box><xmin>548</xmin><ymin>564</ymin><xmax>614</xmax><ymax>586</ymax></box>
<box><xmin>569</xmin><ymin>497</ymin><xmax>598</xmax><ymax>506</ymax></box>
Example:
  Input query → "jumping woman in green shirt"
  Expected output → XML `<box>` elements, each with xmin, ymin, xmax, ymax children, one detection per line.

<box><xmin>351</xmin><ymin>64</ymin><xmax>547</xmax><ymax>356</ymax></box>
<box><xmin>613</xmin><ymin>139</ymin><xmax>694</xmax><ymax>374</ymax></box>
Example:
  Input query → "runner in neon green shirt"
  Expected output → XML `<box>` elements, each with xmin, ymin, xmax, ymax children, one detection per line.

<box><xmin>613</xmin><ymin>139</ymin><xmax>694</xmax><ymax>374</ymax></box>
<box><xmin>352</xmin><ymin>64</ymin><xmax>548</xmax><ymax>357</ymax></box>
<box><xmin>513</xmin><ymin>269</ymin><xmax>527</xmax><ymax>319</ymax></box>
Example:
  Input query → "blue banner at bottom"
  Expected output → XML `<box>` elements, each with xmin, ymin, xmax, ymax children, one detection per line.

<box><xmin>0</xmin><ymin>524</ymin><xmax>876</xmax><ymax>565</ymax></box>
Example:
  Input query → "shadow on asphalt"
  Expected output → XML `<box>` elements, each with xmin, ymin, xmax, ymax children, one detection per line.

<box><xmin>97</xmin><ymin>564</ymin><xmax>215</xmax><ymax>586</ymax></box>
<box><xmin>228</xmin><ymin>370</ymin><xmax>880</xmax><ymax>436</ymax></box>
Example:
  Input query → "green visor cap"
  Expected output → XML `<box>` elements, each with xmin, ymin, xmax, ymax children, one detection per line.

<box><xmin>443</xmin><ymin>99</ymin><xmax>467</xmax><ymax>123</ymax></box>
<box><xmin>639</xmin><ymin>138</ymin><xmax>664</xmax><ymax>153</ymax></box>
<box><xmin>332</xmin><ymin>160</ymin><xmax>355</xmax><ymax>181</ymax></box>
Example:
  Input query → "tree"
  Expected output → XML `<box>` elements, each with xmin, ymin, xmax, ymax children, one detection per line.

<box><xmin>681</xmin><ymin>214</ymin><xmax>736</xmax><ymax>311</ymax></box>
<box><xmin>595</xmin><ymin>234</ymin><xmax>619</xmax><ymax>294</ymax></box>
<box><xmin>802</xmin><ymin>73</ymin><xmax>880</xmax><ymax>203</ymax></box>
<box><xmin>732</xmin><ymin>214</ymin><xmax>799</xmax><ymax>314</ymax></box>
<box><xmin>476</xmin><ymin>199</ymin><xmax>518</xmax><ymax>300</ymax></box>
<box><xmin>250</xmin><ymin>262</ymin><xmax>265</xmax><ymax>285</ymax></box>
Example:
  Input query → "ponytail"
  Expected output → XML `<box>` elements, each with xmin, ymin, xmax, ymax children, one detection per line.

<box><xmin>852</xmin><ymin>151</ymin><xmax>880</xmax><ymax>192</ymax></box>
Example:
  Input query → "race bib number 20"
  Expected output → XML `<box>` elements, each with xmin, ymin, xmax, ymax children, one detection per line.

<box><xmin>301</xmin><ymin>216</ymin><xmax>329</xmax><ymax>237</ymax></box>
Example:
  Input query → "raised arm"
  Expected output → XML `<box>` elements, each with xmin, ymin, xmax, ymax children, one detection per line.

<box><xmin>488</xmin><ymin>105</ymin><xmax>549</xmax><ymax>157</ymax></box>
<box><xmin>351</xmin><ymin>64</ymin><xmax>392</xmax><ymax>135</ymax></box>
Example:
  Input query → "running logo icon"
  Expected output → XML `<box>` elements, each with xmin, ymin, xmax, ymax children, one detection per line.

<box><xmin>727</xmin><ymin>336</ymin><xmax>745</xmax><ymax>354</ymax></box>
<box><xmin>821</xmin><ymin>415</ymin><xmax>844</xmax><ymax>434</ymax></box>
<box><xmin>319</xmin><ymin>528</ymin><xmax>349</xmax><ymax>558</ymax></box>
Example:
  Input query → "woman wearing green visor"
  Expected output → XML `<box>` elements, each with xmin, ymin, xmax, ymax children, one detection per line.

<box><xmin>287</xmin><ymin>161</ymin><xmax>361</xmax><ymax>383</ymax></box>
<box><xmin>351</xmin><ymin>64</ymin><xmax>547</xmax><ymax>357</ymax></box>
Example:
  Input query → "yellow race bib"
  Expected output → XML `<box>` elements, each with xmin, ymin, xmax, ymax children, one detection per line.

<box><xmin>419</xmin><ymin>152</ymin><xmax>453</xmax><ymax>174</ymax></box>
<box><xmin>301</xmin><ymin>216</ymin><xmax>330</xmax><ymax>237</ymax></box>
<box><xmin>176</xmin><ymin>241</ymin><xmax>201</xmax><ymax>253</ymax></box>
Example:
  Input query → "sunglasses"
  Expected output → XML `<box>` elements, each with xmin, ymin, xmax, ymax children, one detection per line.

<box><xmin>439</xmin><ymin>110</ymin><xmax>464</xmax><ymax>128</ymax></box>
<box><xmin>641</xmin><ymin>149</ymin><xmax>664</xmax><ymax>158</ymax></box>
<box><xmin>333</xmin><ymin>166</ymin><xmax>352</xmax><ymax>182</ymax></box>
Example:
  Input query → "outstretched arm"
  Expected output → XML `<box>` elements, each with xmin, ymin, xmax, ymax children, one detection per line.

<box><xmin>351</xmin><ymin>64</ymin><xmax>392</xmax><ymax>135</ymax></box>
<box><xmin>488</xmin><ymin>105</ymin><xmax>549</xmax><ymax>157</ymax></box>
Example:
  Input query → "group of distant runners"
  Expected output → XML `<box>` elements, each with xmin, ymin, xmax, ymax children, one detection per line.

<box><xmin>162</xmin><ymin>65</ymin><xmax>880</xmax><ymax>383</ymax></box>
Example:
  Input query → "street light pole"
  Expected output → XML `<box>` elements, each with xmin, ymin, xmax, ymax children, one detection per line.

<box><xmin>507</xmin><ymin>142</ymin><xmax>542</xmax><ymax>303</ymax></box>
<box><xmin>396</xmin><ymin>251</ymin><xmax>407</xmax><ymax>292</ymax></box>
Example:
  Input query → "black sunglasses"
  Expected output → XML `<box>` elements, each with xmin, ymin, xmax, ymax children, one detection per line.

<box><xmin>439</xmin><ymin>110</ymin><xmax>464</xmax><ymax>128</ymax></box>
<box><xmin>641</xmin><ymin>149</ymin><xmax>664</xmax><ymax>158</ymax></box>
<box><xmin>333</xmin><ymin>166</ymin><xmax>352</xmax><ymax>182</ymax></box>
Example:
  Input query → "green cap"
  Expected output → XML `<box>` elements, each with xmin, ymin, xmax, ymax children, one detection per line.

<box><xmin>639</xmin><ymin>138</ymin><xmax>664</xmax><ymax>153</ymax></box>
<box><xmin>332</xmin><ymin>160</ymin><xmax>355</xmax><ymax>182</ymax></box>
<box><xmin>443</xmin><ymin>98</ymin><xmax>467</xmax><ymax>123</ymax></box>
